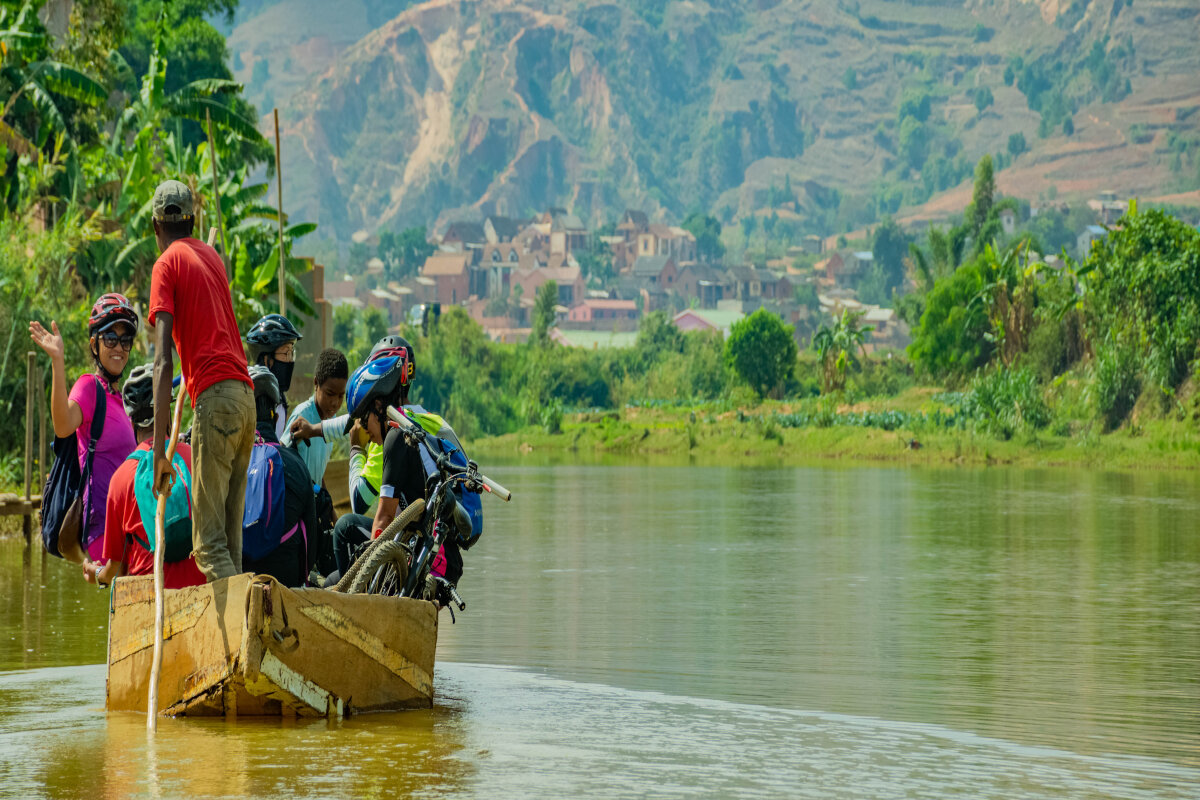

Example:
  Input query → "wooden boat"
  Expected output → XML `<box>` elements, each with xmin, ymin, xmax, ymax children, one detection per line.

<box><xmin>106</xmin><ymin>572</ymin><xmax>438</xmax><ymax>717</ymax></box>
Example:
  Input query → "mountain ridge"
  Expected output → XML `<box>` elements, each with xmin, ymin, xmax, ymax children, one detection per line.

<box><xmin>226</xmin><ymin>0</ymin><xmax>1200</xmax><ymax>243</ymax></box>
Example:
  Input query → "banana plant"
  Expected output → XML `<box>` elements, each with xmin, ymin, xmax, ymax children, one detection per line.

<box><xmin>812</xmin><ymin>309</ymin><xmax>872</xmax><ymax>394</ymax></box>
<box><xmin>82</xmin><ymin>0</ymin><xmax>266</xmax><ymax>290</ymax></box>
<box><xmin>968</xmin><ymin>240</ymin><xmax>1038</xmax><ymax>368</ymax></box>
<box><xmin>1</xmin><ymin>0</ymin><xmax>107</xmax><ymax>208</ymax></box>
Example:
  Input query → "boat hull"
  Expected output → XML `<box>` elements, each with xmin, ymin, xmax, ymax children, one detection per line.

<box><xmin>105</xmin><ymin>573</ymin><xmax>438</xmax><ymax>717</ymax></box>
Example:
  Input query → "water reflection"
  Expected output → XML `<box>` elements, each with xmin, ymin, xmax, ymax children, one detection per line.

<box><xmin>1</xmin><ymin>666</ymin><xmax>473</xmax><ymax>800</ymax></box>
<box><xmin>2</xmin><ymin>664</ymin><xmax>1196</xmax><ymax>800</ymax></box>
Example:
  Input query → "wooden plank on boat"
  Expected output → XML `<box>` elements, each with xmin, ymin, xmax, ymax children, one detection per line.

<box><xmin>106</xmin><ymin>572</ymin><xmax>438</xmax><ymax>717</ymax></box>
<box><xmin>299</xmin><ymin>602</ymin><xmax>433</xmax><ymax>696</ymax></box>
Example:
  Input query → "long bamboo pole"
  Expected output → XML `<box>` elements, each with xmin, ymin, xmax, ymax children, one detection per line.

<box><xmin>148</xmin><ymin>379</ymin><xmax>187</xmax><ymax>732</ymax></box>
<box><xmin>205</xmin><ymin>109</ymin><xmax>230</xmax><ymax>281</ymax></box>
<box><xmin>23</xmin><ymin>352</ymin><xmax>32</xmax><ymax>543</ymax></box>
<box><xmin>37</xmin><ymin>363</ymin><xmax>45</xmax><ymax>490</ymax></box>
<box><xmin>273</xmin><ymin>108</ymin><xmax>286</xmax><ymax>316</ymax></box>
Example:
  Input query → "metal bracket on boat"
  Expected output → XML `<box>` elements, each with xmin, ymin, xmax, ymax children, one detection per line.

<box><xmin>260</xmin><ymin>576</ymin><xmax>300</xmax><ymax>654</ymax></box>
<box><xmin>244</xmin><ymin>575</ymin><xmax>300</xmax><ymax>661</ymax></box>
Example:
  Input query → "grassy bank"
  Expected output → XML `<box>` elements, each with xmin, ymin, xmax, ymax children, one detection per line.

<box><xmin>467</xmin><ymin>390</ymin><xmax>1200</xmax><ymax>471</ymax></box>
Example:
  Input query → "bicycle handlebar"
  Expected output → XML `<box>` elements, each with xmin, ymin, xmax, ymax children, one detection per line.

<box><xmin>479</xmin><ymin>474</ymin><xmax>512</xmax><ymax>502</ymax></box>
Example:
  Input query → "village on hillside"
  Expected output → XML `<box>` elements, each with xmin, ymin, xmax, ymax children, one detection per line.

<box><xmin>319</xmin><ymin>191</ymin><xmax>1138</xmax><ymax>351</ymax></box>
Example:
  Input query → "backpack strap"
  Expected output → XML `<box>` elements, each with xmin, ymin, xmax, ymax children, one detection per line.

<box><xmin>80</xmin><ymin>376</ymin><xmax>108</xmax><ymax>536</ymax></box>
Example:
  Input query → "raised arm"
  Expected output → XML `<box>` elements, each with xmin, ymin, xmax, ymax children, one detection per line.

<box><xmin>29</xmin><ymin>320</ymin><xmax>82</xmax><ymax>438</ymax></box>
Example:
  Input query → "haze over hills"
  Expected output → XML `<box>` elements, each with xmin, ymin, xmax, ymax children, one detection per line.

<box><xmin>226</xmin><ymin>0</ymin><xmax>1200</xmax><ymax>245</ymax></box>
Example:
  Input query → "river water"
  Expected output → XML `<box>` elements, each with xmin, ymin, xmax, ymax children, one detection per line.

<box><xmin>1</xmin><ymin>463</ymin><xmax>1197</xmax><ymax>798</ymax></box>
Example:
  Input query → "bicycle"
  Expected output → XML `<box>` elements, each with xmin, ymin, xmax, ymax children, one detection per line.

<box><xmin>332</xmin><ymin>405</ymin><xmax>511</xmax><ymax>611</ymax></box>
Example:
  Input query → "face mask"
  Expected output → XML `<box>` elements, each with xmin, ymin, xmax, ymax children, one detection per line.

<box><xmin>269</xmin><ymin>359</ymin><xmax>295</xmax><ymax>395</ymax></box>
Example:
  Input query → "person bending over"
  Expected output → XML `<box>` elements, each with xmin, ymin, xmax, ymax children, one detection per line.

<box><xmin>245</xmin><ymin>366</ymin><xmax>319</xmax><ymax>587</ymax></box>
<box><xmin>290</xmin><ymin>337</ymin><xmax>411</xmax><ymax>513</ymax></box>
<box><xmin>331</xmin><ymin>345</ymin><xmax>469</xmax><ymax>594</ymax></box>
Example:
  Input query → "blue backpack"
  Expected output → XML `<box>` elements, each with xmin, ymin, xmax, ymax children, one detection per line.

<box><xmin>242</xmin><ymin>441</ymin><xmax>287</xmax><ymax>561</ymax></box>
<box><xmin>403</xmin><ymin>405</ymin><xmax>484</xmax><ymax>548</ymax></box>
<box><xmin>127</xmin><ymin>448</ymin><xmax>194</xmax><ymax>562</ymax></box>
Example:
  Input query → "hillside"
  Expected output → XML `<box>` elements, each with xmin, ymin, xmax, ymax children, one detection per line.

<box><xmin>226</xmin><ymin>0</ymin><xmax>1200</xmax><ymax>244</ymax></box>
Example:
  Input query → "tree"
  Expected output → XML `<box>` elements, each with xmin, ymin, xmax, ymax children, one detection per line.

<box><xmin>683</xmin><ymin>211</ymin><xmax>725</xmax><ymax>262</ymax></box>
<box><xmin>332</xmin><ymin>303</ymin><xmax>357</xmax><ymax>354</ymax></box>
<box><xmin>974</xmin><ymin>86</ymin><xmax>994</xmax><ymax>114</ymax></box>
<box><xmin>0</xmin><ymin>2</ymin><xmax>109</xmax><ymax>208</ymax></box>
<box><xmin>872</xmin><ymin>216</ymin><xmax>909</xmax><ymax>294</ymax></box>
<box><xmin>907</xmin><ymin>255</ymin><xmax>992</xmax><ymax>378</ymax></box>
<box><xmin>968</xmin><ymin>154</ymin><xmax>996</xmax><ymax>240</ymax></box>
<box><xmin>529</xmin><ymin>280</ymin><xmax>558</xmax><ymax>347</ymax></box>
<box><xmin>725</xmin><ymin>308</ymin><xmax>797</xmax><ymax>398</ymax></box>
<box><xmin>1007</xmin><ymin>132</ymin><xmax>1027</xmax><ymax>157</ymax></box>
<box><xmin>362</xmin><ymin>305</ymin><xmax>387</xmax><ymax>348</ymax></box>
<box><xmin>968</xmin><ymin>241</ymin><xmax>1039</xmax><ymax>367</ymax></box>
<box><xmin>633</xmin><ymin>310</ymin><xmax>685</xmax><ymax>370</ymax></box>
<box><xmin>843</xmin><ymin>67</ymin><xmax>857</xmax><ymax>90</ymax></box>
<box><xmin>898</xmin><ymin>89</ymin><xmax>932</xmax><ymax>123</ymax></box>
<box><xmin>378</xmin><ymin>226</ymin><xmax>432</xmax><ymax>281</ymax></box>
<box><xmin>898</xmin><ymin>116</ymin><xmax>928</xmax><ymax>172</ymax></box>
<box><xmin>812</xmin><ymin>309</ymin><xmax>871</xmax><ymax>394</ymax></box>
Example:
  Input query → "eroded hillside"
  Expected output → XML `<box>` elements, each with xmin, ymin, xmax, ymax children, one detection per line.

<box><xmin>229</xmin><ymin>0</ymin><xmax>1200</xmax><ymax>242</ymax></box>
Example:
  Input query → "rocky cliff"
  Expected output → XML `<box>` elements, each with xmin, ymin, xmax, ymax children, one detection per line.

<box><xmin>228</xmin><ymin>0</ymin><xmax>1200</xmax><ymax>241</ymax></box>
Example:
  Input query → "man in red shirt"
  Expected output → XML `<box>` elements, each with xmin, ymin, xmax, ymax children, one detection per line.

<box><xmin>148</xmin><ymin>180</ymin><xmax>255</xmax><ymax>582</ymax></box>
<box><xmin>85</xmin><ymin>364</ymin><xmax>205</xmax><ymax>589</ymax></box>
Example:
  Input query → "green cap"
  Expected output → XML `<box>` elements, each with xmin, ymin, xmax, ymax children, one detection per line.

<box><xmin>152</xmin><ymin>180</ymin><xmax>194</xmax><ymax>222</ymax></box>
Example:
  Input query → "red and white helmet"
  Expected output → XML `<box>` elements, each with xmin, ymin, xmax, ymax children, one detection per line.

<box><xmin>88</xmin><ymin>293</ymin><xmax>139</xmax><ymax>335</ymax></box>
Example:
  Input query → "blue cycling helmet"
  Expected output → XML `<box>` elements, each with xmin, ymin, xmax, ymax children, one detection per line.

<box><xmin>344</xmin><ymin>355</ymin><xmax>405</xmax><ymax>434</ymax></box>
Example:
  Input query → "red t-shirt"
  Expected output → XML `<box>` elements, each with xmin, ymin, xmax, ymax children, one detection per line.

<box><xmin>148</xmin><ymin>238</ymin><xmax>251</xmax><ymax>404</ymax></box>
<box><xmin>101</xmin><ymin>441</ymin><xmax>205</xmax><ymax>589</ymax></box>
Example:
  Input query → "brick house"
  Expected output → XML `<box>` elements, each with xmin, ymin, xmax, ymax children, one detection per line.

<box><xmin>566</xmin><ymin>299</ymin><xmax>640</xmax><ymax>329</ymax></box>
<box><xmin>421</xmin><ymin>253</ymin><xmax>472</xmax><ymax>305</ymax></box>
<box><xmin>511</xmin><ymin>264</ymin><xmax>587</xmax><ymax>307</ymax></box>
<box><xmin>440</xmin><ymin>221</ymin><xmax>486</xmax><ymax>253</ymax></box>
<box><xmin>675</xmin><ymin>263</ymin><xmax>726</xmax><ymax>308</ymax></box>
<box><xmin>631</xmin><ymin>255</ymin><xmax>678</xmax><ymax>289</ymax></box>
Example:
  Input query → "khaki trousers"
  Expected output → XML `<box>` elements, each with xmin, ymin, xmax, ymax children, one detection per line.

<box><xmin>191</xmin><ymin>379</ymin><xmax>255</xmax><ymax>581</ymax></box>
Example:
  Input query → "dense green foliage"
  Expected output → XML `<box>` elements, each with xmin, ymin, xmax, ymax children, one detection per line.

<box><xmin>0</xmin><ymin>0</ymin><xmax>316</xmax><ymax>481</ymax></box>
<box><xmin>904</xmin><ymin>153</ymin><xmax>1200</xmax><ymax>437</ymax></box>
<box><xmin>725</xmin><ymin>309</ymin><xmax>797</xmax><ymax>399</ymax></box>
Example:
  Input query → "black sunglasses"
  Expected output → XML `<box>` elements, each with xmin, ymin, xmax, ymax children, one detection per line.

<box><xmin>100</xmin><ymin>332</ymin><xmax>135</xmax><ymax>351</ymax></box>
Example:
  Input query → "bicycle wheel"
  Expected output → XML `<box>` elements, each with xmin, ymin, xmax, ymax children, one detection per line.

<box><xmin>331</xmin><ymin>499</ymin><xmax>425</xmax><ymax>593</ymax></box>
<box><xmin>349</xmin><ymin>540</ymin><xmax>410</xmax><ymax>595</ymax></box>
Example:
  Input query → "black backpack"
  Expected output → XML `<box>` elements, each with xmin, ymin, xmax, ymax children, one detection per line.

<box><xmin>40</xmin><ymin>377</ymin><xmax>106</xmax><ymax>561</ymax></box>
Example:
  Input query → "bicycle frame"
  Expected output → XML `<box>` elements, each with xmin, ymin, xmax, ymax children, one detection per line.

<box><xmin>380</xmin><ymin>405</ymin><xmax>510</xmax><ymax>602</ymax></box>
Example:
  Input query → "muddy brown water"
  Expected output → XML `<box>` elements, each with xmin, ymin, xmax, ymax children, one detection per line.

<box><xmin>1</xmin><ymin>463</ymin><xmax>1198</xmax><ymax>798</ymax></box>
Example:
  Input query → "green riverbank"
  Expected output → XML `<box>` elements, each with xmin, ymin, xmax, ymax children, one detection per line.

<box><xmin>468</xmin><ymin>397</ymin><xmax>1200</xmax><ymax>471</ymax></box>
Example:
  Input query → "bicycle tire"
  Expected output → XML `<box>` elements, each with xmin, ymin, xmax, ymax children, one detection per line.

<box><xmin>331</xmin><ymin>499</ymin><xmax>425</xmax><ymax>593</ymax></box>
<box><xmin>349</xmin><ymin>540</ymin><xmax>411</xmax><ymax>595</ymax></box>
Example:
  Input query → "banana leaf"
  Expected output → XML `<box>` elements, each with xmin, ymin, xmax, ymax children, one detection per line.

<box><xmin>29</xmin><ymin>60</ymin><xmax>107</xmax><ymax>105</ymax></box>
